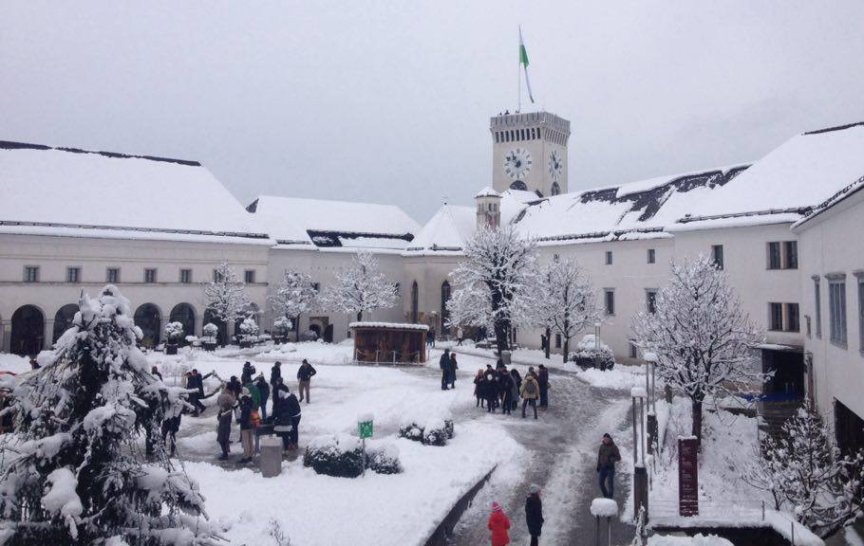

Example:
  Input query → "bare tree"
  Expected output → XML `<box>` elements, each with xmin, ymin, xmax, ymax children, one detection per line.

<box><xmin>632</xmin><ymin>254</ymin><xmax>761</xmax><ymax>443</ymax></box>
<box><xmin>519</xmin><ymin>257</ymin><xmax>598</xmax><ymax>363</ymax></box>
<box><xmin>318</xmin><ymin>251</ymin><xmax>397</xmax><ymax>322</ymax></box>
<box><xmin>449</xmin><ymin>225</ymin><xmax>537</xmax><ymax>353</ymax></box>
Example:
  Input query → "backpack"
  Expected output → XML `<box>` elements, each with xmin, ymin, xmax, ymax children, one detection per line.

<box><xmin>525</xmin><ymin>379</ymin><xmax>537</xmax><ymax>396</ymax></box>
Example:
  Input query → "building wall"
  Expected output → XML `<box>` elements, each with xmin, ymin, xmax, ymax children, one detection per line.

<box><xmin>0</xmin><ymin>233</ymin><xmax>270</xmax><ymax>353</ymax></box>
<box><xmin>795</xmin><ymin>190</ymin><xmax>864</xmax><ymax>426</ymax></box>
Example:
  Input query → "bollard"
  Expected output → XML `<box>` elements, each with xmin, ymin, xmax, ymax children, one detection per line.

<box><xmin>634</xmin><ymin>465</ymin><xmax>649</xmax><ymax>523</ymax></box>
<box><xmin>259</xmin><ymin>436</ymin><xmax>283</xmax><ymax>478</ymax></box>
<box><xmin>647</xmin><ymin>413</ymin><xmax>658</xmax><ymax>455</ymax></box>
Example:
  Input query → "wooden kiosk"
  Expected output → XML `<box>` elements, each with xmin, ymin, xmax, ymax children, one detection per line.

<box><xmin>350</xmin><ymin>322</ymin><xmax>428</xmax><ymax>365</ymax></box>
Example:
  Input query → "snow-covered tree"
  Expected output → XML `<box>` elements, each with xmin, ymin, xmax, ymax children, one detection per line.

<box><xmin>518</xmin><ymin>257</ymin><xmax>598</xmax><ymax>362</ymax></box>
<box><xmin>744</xmin><ymin>403</ymin><xmax>864</xmax><ymax>538</ymax></box>
<box><xmin>202</xmin><ymin>323</ymin><xmax>218</xmax><ymax>342</ymax></box>
<box><xmin>448</xmin><ymin>225</ymin><xmax>537</xmax><ymax>353</ymax></box>
<box><xmin>318</xmin><ymin>251</ymin><xmax>397</xmax><ymax>322</ymax></box>
<box><xmin>0</xmin><ymin>285</ymin><xmax>218</xmax><ymax>545</ymax></box>
<box><xmin>164</xmin><ymin>321</ymin><xmax>184</xmax><ymax>343</ymax></box>
<box><xmin>445</xmin><ymin>282</ymin><xmax>493</xmax><ymax>334</ymax></box>
<box><xmin>272</xmin><ymin>316</ymin><xmax>293</xmax><ymax>338</ymax></box>
<box><xmin>238</xmin><ymin>317</ymin><xmax>259</xmax><ymax>344</ymax></box>
<box><xmin>632</xmin><ymin>254</ymin><xmax>761</xmax><ymax>443</ymax></box>
<box><xmin>202</xmin><ymin>262</ymin><xmax>250</xmax><ymax>336</ymax></box>
<box><xmin>268</xmin><ymin>269</ymin><xmax>318</xmax><ymax>336</ymax></box>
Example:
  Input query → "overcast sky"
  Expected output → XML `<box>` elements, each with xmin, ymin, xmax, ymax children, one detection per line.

<box><xmin>3</xmin><ymin>1</ymin><xmax>864</xmax><ymax>222</ymax></box>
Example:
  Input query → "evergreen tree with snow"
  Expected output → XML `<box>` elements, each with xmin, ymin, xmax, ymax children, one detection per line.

<box><xmin>744</xmin><ymin>403</ymin><xmax>864</xmax><ymax>538</ymax></box>
<box><xmin>449</xmin><ymin>225</ymin><xmax>537</xmax><ymax>354</ymax></box>
<box><xmin>203</xmin><ymin>262</ymin><xmax>250</xmax><ymax>342</ymax></box>
<box><xmin>518</xmin><ymin>256</ymin><xmax>598</xmax><ymax>363</ymax></box>
<box><xmin>268</xmin><ymin>269</ymin><xmax>318</xmax><ymax>338</ymax></box>
<box><xmin>632</xmin><ymin>254</ymin><xmax>761</xmax><ymax>443</ymax></box>
<box><xmin>0</xmin><ymin>285</ymin><xmax>218</xmax><ymax>545</ymax></box>
<box><xmin>318</xmin><ymin>251</ymin><xmax>397</xmax><ymax>322</ymax></box>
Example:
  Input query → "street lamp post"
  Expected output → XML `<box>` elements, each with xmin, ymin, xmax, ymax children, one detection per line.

<box><xmin>631</xmin><ymin>386</ymin><xmax>649</xmax><ymax>523</ymax></box>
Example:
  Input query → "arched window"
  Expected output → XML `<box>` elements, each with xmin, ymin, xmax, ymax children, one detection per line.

<box><xmin>441</xmin><ymin>281</ymin><xmax>451</xmax><ymax>328</ymax></box>
<box><xmin>169</xmin><ymin>303</ymin><xmax>196</xmax><ymax>343</ymax></box>
<box><xmin>411</xmin><ymin>281</ymin><xmax>419</xmax><ymax>323</ymax></box>
<box><xmin>53</xmin><ymin>304</ymin><xmax>78</xmax><ymax>342</ymax></box>
<box><xmin>203</xmin><ymin>309</ymin><xmax>227</xmax><ymax>346</ymax></box>
<box><xmin>134</xmin><ymin>303</ymin><xmax>162</xmax><ymax>348</ymax></box>
<box><xmin>11</xmin><ymin>305</ymin><xmax>44</xmax><ymax>356</ymax></box>
<box><xmin>551</xmin><ymin>182</ymin><xmax>561</xmax><ymax>196</ymax></box>
<box><xmin>510</xmin><ymin>181</ymin><xmax>528</xmax><ymax>191</ymax></box>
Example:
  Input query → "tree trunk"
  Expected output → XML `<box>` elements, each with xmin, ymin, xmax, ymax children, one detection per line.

<box><xmin>562</xmin><ymin>336</ymin><xmax>569</xmax><ymax>364</ymax></box>
<box><xmin>692</xmin><ymin>399</ymin><xmax>703</xmax><ymax>446</ymax></box>
<box><xmin>544</xmin><ymin>328</ymin><xmax>551</xmax><ymax>359</ymax></box>
<box><xmin>494</xmin><ymin>319</ymin><xmax>510</xmax><ymax>355</ymax></box>
<box><xmin>357</xmin><ymin>311</ymin><xmax>363</xmax><ymax>322</ymax></box>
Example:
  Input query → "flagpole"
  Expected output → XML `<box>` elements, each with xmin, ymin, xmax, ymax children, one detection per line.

<box><xmin>517</xmin><ymin>26</ymin><xmax>522</xmax><ymax>113</ymax></box>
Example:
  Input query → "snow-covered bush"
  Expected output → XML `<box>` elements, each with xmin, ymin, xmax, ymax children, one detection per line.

<box><xmin>443</xmin><ymin>419</ymin><xmax>455</xmax><ymax>440</ymax></box>
<box><xmin>744</xmin><ymin>403</ymin><xmax>864</xmax><ymax>538</ymax></box>
<box><xmin>164</xmin><ymin>321</ymin><xmax>184</xmax><ymax>343</ymax></box>
<box><xmin>398</xmin><ymin>421</ymin><xmax>424</xmax><ymax>443</ymax></box>
<box><xmin>367</xmin><ymin>443</ymin><xmax>402</xmax><ymax>475</ymax></box>
<box><xmin>273</xmin><ymin>316</ymin><xmax>293</xmax><ymax>338</ymax></box>
<box><xmin>569</xmin><ymin>335</ymin><xmax>615</xmax><ymax>370</ymax></box>
<box><xmin>0</xmin><ymin>285</ymin><xmax>217</xmax><ymax>545</ymax></box>
<box><xmin>202</xmin><ymin>323</ymin><xmax>219</xmax><ymax>341</ymax></box>
<box><xmin>303</xmin><ymin>434</ymin><xmax>365</xmax><ymax>478</ymax></box>
<box><xmin>239</xmin><ymin>317</ymin><xmax>259</xmax><ymax>344</ymax></box>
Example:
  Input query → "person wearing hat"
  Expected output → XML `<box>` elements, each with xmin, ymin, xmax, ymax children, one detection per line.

<box><xmin>597</xmin><ymin>433</ymin><xmax>621</xmax><ymax>499</ymax></box>
<box><xmin>296</xmin><ymin>359</ymin><xmax>317</xmax><ymax>403</ymax></box>
<box><xmin>270</xmin><ymin>361</ymin><xmax>282</xmax><ymax>400</ymax></box>
<box><xmin>520</xmin><ymin>369</ymin><xmax>540</xmax><ymax>419</ymax></box>
<box><xmin>215</xmin><ymin>386</ymin><xmax>237</xmax><ymax>460</ymax></box>
<box><xmin>273</xmin><ymin>383</ymin><xmax>302</xmax><ymax>450</ymax></box>
<box><xmin>537</xmin><ymin>364</ymin><xmax>550</xmax><ymax>408</ymax></box>
<box><xmin>487</xmin><ymin>501</ymin><xmax>511</xmax><ymax>546</ymax></box>
<box><xmin>525</xmin><ymin>484</ymin><xmax>544</xmax><ymax>546</ymax></box>
<box><xmin>255</xmin><ymin>373</ymin><xmax>270</xmax><ymax>421</ymax></box>
<box><xmin>439</xmin><ymin>349</ymin><xmax>452</xmax><ymax>391</ymax></box>
<box><xmin>238</xmin><ymin>388</ymin><xmax>255</xmax><ymax>464</ymax></box>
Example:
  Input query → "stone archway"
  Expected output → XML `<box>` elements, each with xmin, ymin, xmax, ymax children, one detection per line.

<box><xmin>11</xmin><ymin>305</ymin><xmax>45</xmax><ymax>356</ymax></box>
<box><xmin>53</xmin><ymin>304</ymin><xmax>79</xmax><ymax>343</ymax></box>
<box><xmin>169</xmin><ymin>303</ymin><xmax>196</xmax><ymax>344</ymax></box>
<box><xmin>203</xmin><ymin>309</ymin><xmax>227</xmax><ymax>346</ymax></box>
<box><xmin>134</xmin><ymin>303</ymin><xmax>162</xmax><ymax>348</ymax></box>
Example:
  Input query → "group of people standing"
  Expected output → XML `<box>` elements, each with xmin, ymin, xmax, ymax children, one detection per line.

<box><xmin>213</xmin><ymin>359</ymin><xmax>317</xmax><ymax>463</ymax></box>
<box><xmin>472</xmin><ymin>362</ymin><xmax>549</xmax><ymax>419</ymax></box>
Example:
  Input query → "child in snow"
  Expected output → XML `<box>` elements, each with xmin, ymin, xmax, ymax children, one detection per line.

<box><xmin>488</xmin><ymin>501</ymin><xmax>511</xmax><ymax>546</ymax></box>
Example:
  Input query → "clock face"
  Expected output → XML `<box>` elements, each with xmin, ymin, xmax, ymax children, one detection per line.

<box><xmin>504</xmin><ymin>148</ymin><xmax>532</xmax><ymax>180</ymax></box>
<box><xmin>548</xmin><ymin>150</ymin><xmax>563</xmax><ymax>181</ymax></box>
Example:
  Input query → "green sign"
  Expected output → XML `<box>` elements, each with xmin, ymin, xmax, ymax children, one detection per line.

<box><xmin>358</xmin><ymin>420</ymin><xmax>374</xmax><ymax>439</ymax></box>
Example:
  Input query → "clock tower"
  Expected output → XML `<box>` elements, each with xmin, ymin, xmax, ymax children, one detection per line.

<box><xmin>490</xmin><ymin>111</ymin><xmax>570</xmax><ymax>197</ymax></box>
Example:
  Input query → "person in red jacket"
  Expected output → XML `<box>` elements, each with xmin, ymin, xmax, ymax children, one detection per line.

<box><xmin>487</xmin><ymin>501</ymin><xmax>511</xmax><ymax>546</ymax></box>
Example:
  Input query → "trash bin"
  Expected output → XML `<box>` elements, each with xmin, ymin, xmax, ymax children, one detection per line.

<box><xmin>501</xmin><ymin>350</ymin><xmax>512</xmax><ymax>366</ymax></box>
<box><xmin>260</xmin><ymin>436</ymin><xmax>283</xmax><ymax>478</ymax></box>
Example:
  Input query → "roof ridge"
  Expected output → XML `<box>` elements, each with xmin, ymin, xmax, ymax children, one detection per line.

<box><xmin>0</xmin><ymin>140</ymin><xmax>201</xmax><ymax>167</ymax></box>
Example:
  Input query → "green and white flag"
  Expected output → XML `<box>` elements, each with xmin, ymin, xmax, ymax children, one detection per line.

<box><xmin>519</xmin><ymin>27</ymin><xmax>535</xmax><ymax>104</ymax></box>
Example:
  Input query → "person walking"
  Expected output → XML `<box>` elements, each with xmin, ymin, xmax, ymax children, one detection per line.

<box><xmin>439</xmin><ymin>349</ymin><xmax>452</xmax><ymax>390</ymax></box>
<box><xmin>297</xmin><ymin>359</ymin><xmax>317</xmax><ymax>403</ymax></box>
<box><xmin>270</xmin><ymin>361</ymin><xmax>282</xmax><ymax>396</ymax></box>
<box><xmin>537</xmin><ymin>364</ymin><xmax>550</xmax><ymax>408</ymax></box>
<box><xmin>487</xmin><ymin>502</ymin><xmax>511</xmax><ymax>546</ymax></box>
<box><xmin>597</xmin><ymin>433</ymin><xmax>621</xmax><ymax>498</ymax></box>
<box><xmin>484</xmin><ymin>367</ymin><xmax>499</xmax><ymax>413</ymax></box>
<box><xmin>241</xmin><ymin>361</ymin><xmax>256</xmax><ymax>385</ymax></box>
<box><xmin>216</xmin><ymin>386</ymin><xmax>236</xmax><ymax>460</ymax></box>
<box><xmin>448</xmin><ymin>354</ymin><xmax>459</xmax><ymax>389</ymax></box>
<box><xmin>456</xmin><ymin>326</ymin><xmax>464</xmax><ymax>346</ymax></box>
<box><xmin>473</xmin><ymin>369</ymin><xmax>485</xmax><ymax>407</ymax></box>
<box><xmin>255</xmin><ymin>373</ymin><xmax>270</xmax><ymax>421</ymax></box>
<box><xmin>508</xmin><ymin>369</ymin><xmax>521</xmax><ymax>411</ymax></box>
<box><xmin>525</xmin><ymin>484</ymin><xmax>544</xmax><ymax>546</ymax></box>
<box><xmin>273</xmin><ymin>382</ymin><xmax>302</xmax><ymax>450</ymax></box>
<box><xmin>238</xmin><ymin>388</ymin><xmax>255</xmax><ymax>464</ymax></box>
<box><xmin>499</xmin><ymin>370</ymin><xmax>513</xmax><ymax>416</ymax></box>
<box><xmin>428</xmin><ymin>328</ymin><xmax>436</xmax><ymax>348</ymax></box>
<box><xmin>186</xmin><ymin>371</ymin><xmax>206</xmax><ymax>416</ymax></box>
<box><xmin>520</xmin><ymin>369</ymin><xmax>540</xmax><ymax>419</ymax></box>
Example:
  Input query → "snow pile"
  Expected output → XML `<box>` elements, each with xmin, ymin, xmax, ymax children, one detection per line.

<box><xmin>589</xmin><ymin>497</ymin><xmax>618</xmax><ymax>517</ymax></box>
<box><xmin>42</xmin><ymin>468</ymin><xmax>84</xmax><ymax>537</ymax></box>
<box><xmin>647</xmin><ymin>535</ymin><xmax>733</xmax><ymax>546</ymax></box>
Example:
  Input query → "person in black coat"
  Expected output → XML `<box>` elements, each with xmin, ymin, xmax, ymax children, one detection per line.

<box><xmin>227</xmin><ymin>376</ymin><xmax>242</xmax><ymax>398</ymax></box>
<box><xmin>255</xmin><ymin>374</ymin><xmax>270</xmax><ymax>421</ymax></box>
<box><xmin>439</xmin><ymin>349</ymin><xmax>452</xmax><ymax>390</ymax></box>
<box><xmin>525</xmin><ymin>484</ymin><xmax>544</xmax><ymax>546</ymax></box>
<box><xmin>483</xmin><ymin>368</ymin><xmax>499</xmax><ymax>413</ymax></box>
<box><xmin>241</xmin><ymin>361</ymin><xmax>256</xmax><ymax>385</ymax></box>
<box><xmin>273</xmin><ymin>383</ymin><xmax>302</xmax><ymax>450</ymax></box>
<box><xmin>270</xmin><ymin>361</ymin><xmax>282</xmax><ymax>394</ymax></box>
<box><xmin>499</xmin><ymin>371</ymin><xmax>513</xmax><ymax>416</ymax></box>
<box><xmin>186</xmin><ymin>371</ymin><xmax>206</xmax><ymax>416</ymax></box>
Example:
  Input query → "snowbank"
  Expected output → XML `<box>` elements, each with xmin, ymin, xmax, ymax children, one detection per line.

<box><xmin>648</xmin><ymin>535</ymin><xmax>733</xmax><ymax>546</ymax></box>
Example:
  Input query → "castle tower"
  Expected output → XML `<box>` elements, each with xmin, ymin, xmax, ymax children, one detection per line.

<box><xmin>475</xmin><ymin>187</ymin><xmax>502</xmax><ymax>229</ymax></box>
<box><xmin>490</xmin><ymin>111</ymin><xmax>570</xmax><ymax>196</ymax></box>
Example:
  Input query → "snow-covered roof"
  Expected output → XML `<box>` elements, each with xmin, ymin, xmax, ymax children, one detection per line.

<box><xmin>249</xmin><ymin>195</ymin><xmax>420</xmax><ymax>251</ymax></box>
<box><xmin>405</xmin><ymin>204</ymin><xmax>476</xmax><ymax>254</ymax></box>
<box><xmin>474</xmin><ymin>187</ymin><xmax>501</xmax><ymax>198</ymax></box>
<box><xmin>349</xmin><ymin>322</ymin><xmax>429</xmax><ymax>331</ymax></box>
<box><xmin>792</xmin><ymin>172</ymin><xmax>864</xmax><ymax>230</ymax></box>
<box><xmin>0</xmin><ymin>141</ymin><xmax>270</xmax><ymax>244</ymax></box>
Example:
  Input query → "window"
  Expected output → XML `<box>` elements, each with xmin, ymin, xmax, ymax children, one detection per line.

<box><xmin>604</xmin><ymin>289</ymin><xmax>615</xmax><ymax>316</ymax></box>
<box><xmin>555</xmin><ymin>334</ymin><xmax>562</xmax><ymax>349</ymax></box>
<box><xmin>787</xmin><ymin>303</ymin><xmax>800</xmax><ymax>333</ymax></box>
<box><xmin>806</xmin><ymin>315</ymin><xmax>812</xmax><ymax>338</ymax></box>
<box><xmin>411</xmin><ymin>281</ymin><xmax>419</xmax><ymax>323</ymax></box>
<box><xmin>441</xmin><ymin>281</ymin><xmax>451</xmax><ymax>326</ymax></box>
<box><xmin>66</xmin><ymin>267</ymin><xmax>81</xmax><ymax>283</ymax></box>
<box><xmin>857</xmin><ymin>274</ymin><xmax>864</xmax><ymax>354</ymax></box>
<box><xmin>244</xmin><ymin>270</ymin><xmax>256</xmax><ymax>284</ymax></box>
<box><xmin>605</xmin><ymin>251</ymin><xmax>613</xmax><ymax>265</ymax></box>
<box><xmin>769</xmin><ymin>303</ymin><xmax>784</xmax><ymax>331</ymax></box>
<box><xmin>646</xmin><ymin>290</ymin><xmax>657</xmax><ymax>314</ymax></box>
<box><xmin>711</xmin><ymin>245</ymin><xmax>724</xmax><ymax>270</ymax></box>
<box><xmin>312</xmin><ymin>282</ymin><xmax>320</xmax><ymax>292</ymax></box>
<box><xmin>828</xmin><ymin>276</ymin><xmax>847</xmax><ymax>347</ymax></box>
<box><xmin>767</xmin><ymin>241</ymin><xmax>798</xmax><ymax>270</ymax></box>
<box><xmin>768</xmin><ymin>242</ymin><xmax>782</xmax><ymax>269</ymax></box>
<box><xmin>23</xmin><ymin>266</ymin><xmax>39</xmax><ymax>283</ymax></box>
<box><xmin>814</xmin><ymin>277</ymin><xmax>822</xmax><ymax>339</ymax></box>
<box><xmin>784</xmin><ymin>241</ymin><xmax>798</xmax><ymax>269</ymax></box>
<box><xmin>647</xmin><ymin>249</ymin><xmax>655</xmax><ymax>264</ymax></box>
<box><xmin>213</xmin><ymin>269</ymin><xmax>223</xmax><ymax>282</ymax></box>
<box><xmin>629</xmin><ymin>343</ymin><xmax>638</xmax><ymax>359</ymax></box>
<box><xmin>106</xmin><ymin>268</ymin><xmax>120</xmax><ymax>283</ymax></box>
<box><xmin>180</xmin><ymin>269</ymin><xmax>192</xmax><ymax>284</ymax></box>
<box><xmin>395</xmin><ymin>283</ymin><xmax>400</xmax><ymax>296</ymax></box>
<box><xmin>144</xmin><ymin>268</ymin><xmax>157</xmax><ymax>283</ymax></box>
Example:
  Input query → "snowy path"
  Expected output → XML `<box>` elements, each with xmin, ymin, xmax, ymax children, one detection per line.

<box><xmin>443</xmin><ymin>370</ymin><xmax>636</xmax><ymax>545</ymax></box>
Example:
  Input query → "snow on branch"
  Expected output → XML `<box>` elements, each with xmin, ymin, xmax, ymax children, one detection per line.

<box><xmin>318</xmin><ymin>251</ymin><xmax>397</xmax><ymax>322</ymax></box>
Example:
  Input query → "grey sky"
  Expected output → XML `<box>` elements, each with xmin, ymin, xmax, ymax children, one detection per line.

<box><xmin>3</xmin><ymin>1</ymin><xmax>864</xmax><ymax>223</ymax></box>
